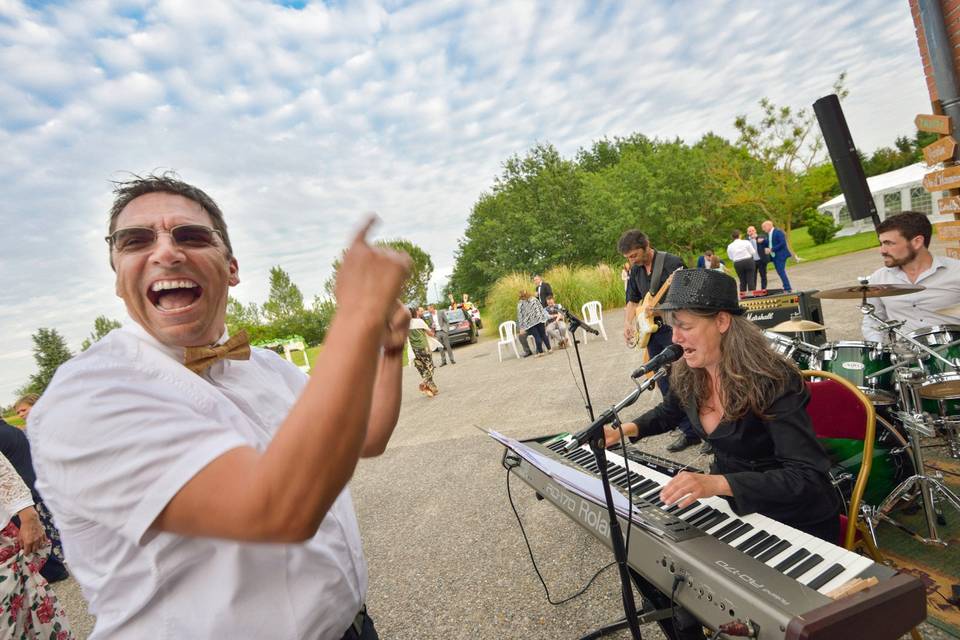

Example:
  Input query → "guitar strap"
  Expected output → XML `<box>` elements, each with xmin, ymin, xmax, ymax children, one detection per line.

<box><xmin>649</xmin><ymin>251</ymin><xmax>666</xmax><ymax>296</ymax></box>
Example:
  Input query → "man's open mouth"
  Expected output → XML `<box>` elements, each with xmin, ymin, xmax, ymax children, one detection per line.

<box><xmin>147</xmin><ymin>279</ymin><xmax>202</xmax><ymax>312</ymax></box>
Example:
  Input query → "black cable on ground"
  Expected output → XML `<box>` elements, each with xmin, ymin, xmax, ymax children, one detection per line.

<box><xmin>505</xmin><ymin>466</ymin><xmax>616</xmax><ymax>605</ymax></box>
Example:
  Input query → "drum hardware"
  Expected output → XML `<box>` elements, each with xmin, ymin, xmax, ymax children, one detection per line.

<box><xmin>870</xmin><ymin>376</ymin><xmax>960</xmax><ymax>546</ymax></box>
<box><xmin>763</xmin><ymin>330</ymin><xmax>818</xmax><ymax>370</ymax></box>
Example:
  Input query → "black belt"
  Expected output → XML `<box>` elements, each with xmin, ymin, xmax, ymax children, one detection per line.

<box><xmin>340</xmin><ymin>605</ymin><xmax>367</xmax><ymax>640</ymax></box>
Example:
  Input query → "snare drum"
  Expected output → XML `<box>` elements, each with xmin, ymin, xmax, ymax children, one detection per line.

<box><xmin>812</xmin><ymin>341</ymin><xmax>897</xmax><ymax>405</ymax></box>
<box><xmin>908</xmin><ymin>325</ymin><xmax>960</xmax><ymax>400</ymax></box>
<box><xmin>763</xmin><ymin>331</ymin><xmax>818</xmax><ymax>370</ymax></box>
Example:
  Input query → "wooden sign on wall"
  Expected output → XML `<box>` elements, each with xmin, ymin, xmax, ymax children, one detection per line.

<box><xmin>946</xmin><ymin>247</ymin><xmax>960</xmax><ymax>260</ymax></box>
<box><xmin>938</xmin><ymin>196</ymin><xmax>960</xmax><ymax>214</ymax></box>
<box><xmin>935</xmin><ymin>220</ymin><xmax>960</xmax><ymax>240</ymax></box>
<box><xmin>923</xmin><ymin>165</ymin><xmax>960</xmax><ymax>191</ymax></box>
<box><xmin>916</xmin><ymin>114</ymin><xmax>952</xmax><ymax>135</ymax></box>
<box><xmin>923</xmin><ymin>136</ymin><xmax>958</xmax><ymax>165</ymax></box>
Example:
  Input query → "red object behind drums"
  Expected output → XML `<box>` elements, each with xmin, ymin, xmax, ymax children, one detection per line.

<box><xmin>804</xmin><ymin>377</ymin><xmax>869</xmax><ymax>440</ymax></box>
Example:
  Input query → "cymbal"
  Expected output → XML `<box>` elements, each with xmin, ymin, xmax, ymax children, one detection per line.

<box><xmin>936</xmin><ymin>302</ymin><xmax>960</xmax><ymax>317</ymax></box>
<box><xmin>813</xmin><ymin>283</ymin><xmax>925</xmax><ymax>300</ymax></box>
<box><xmin>769</xmin><ymin>318</ymin><xmax>827</xmax><ymax>332</ymax></box>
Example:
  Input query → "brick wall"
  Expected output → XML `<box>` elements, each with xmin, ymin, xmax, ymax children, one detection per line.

<box><xmin>910</xmin><ymin>0</ymin><xmax>960</xmax><ymax>104</ymax></box>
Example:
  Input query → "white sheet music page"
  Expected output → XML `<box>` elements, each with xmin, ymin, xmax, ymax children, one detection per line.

<box><xmin>486</xmin><ymin>429</ymin><xmax>635</xmax><ymax>519</ymax></box>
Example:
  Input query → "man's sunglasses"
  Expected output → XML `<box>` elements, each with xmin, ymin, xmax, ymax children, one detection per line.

<box><xmin>105</xmin><ymin>224</ymin><xmax>224</xmax><ymax>253</ymax></box>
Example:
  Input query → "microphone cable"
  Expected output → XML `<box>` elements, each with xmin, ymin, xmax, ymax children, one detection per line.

<box><xmin>504</xmin><ymin>460</ymin><xmax>616</xmax><ymax>606</ymax></box>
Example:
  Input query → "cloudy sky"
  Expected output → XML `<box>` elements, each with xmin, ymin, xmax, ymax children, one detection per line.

<box><xmin>0</xmin><ymin>0</ymin><xmax>930</xmax><ymax>403</ymax></box>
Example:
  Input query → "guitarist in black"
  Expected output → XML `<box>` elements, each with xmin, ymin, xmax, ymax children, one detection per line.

<box><xmin>618</xmin><ymin>230</ymin><xmax>706</xmax><ymax>454</ymax></box>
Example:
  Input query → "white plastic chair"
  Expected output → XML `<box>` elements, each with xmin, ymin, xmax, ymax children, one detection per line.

<box><xmin>581</xmin><ymin>301</ymin><xmax>608</xmax><ymax>341</ymax></box>
<box><xmin>497</xmin><ymin>321</ymin><xmax>521</xmax><ymax>362</ymax></box>
<box><xmin>283</xmin><ymin>340</ymin><xmax>311</xmax><ymax>373</ymax></box>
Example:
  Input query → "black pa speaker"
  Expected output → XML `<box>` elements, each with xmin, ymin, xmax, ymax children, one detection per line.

<box><xmin>813</xmin><ymin>94</ymin><xmax>879</xmax><ymax>226</ymax></box>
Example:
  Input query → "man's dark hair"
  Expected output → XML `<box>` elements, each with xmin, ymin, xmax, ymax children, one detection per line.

<box><xmin>877</xmin><ymin>211</ymin><xmax>932</xmax><ymax>248</ymax></box>
<box><xmin>704</xmin><ymin>249</ymin><xmax>714</xmax><ymax>257</ymax></box>
<box><xmin>617</xmin><ymin>230</ymin><xmax>649</xmax><ymax>254</ymax></box>
<box><xmin>731</xmin><ymin>230</ymin><xmax>741</xmax><ymax>239</ymax></box>
<box><xmin>108</xmin><ymin>171</ymin><xmax>234</xmax><ymax>261</ymax></box>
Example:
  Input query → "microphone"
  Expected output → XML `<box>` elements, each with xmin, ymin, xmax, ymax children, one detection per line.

<box><xmin>630</xmin><ymin>344</ymin><xmax>683</xmax><ymax>379</ymax></box>
<box><xmin>562</xmin><ymin>308</ymin><xmax>600</xmax><ymax>335</ymax></box>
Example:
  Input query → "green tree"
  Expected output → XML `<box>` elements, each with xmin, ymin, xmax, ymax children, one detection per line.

<box><xmin>24</xmin><ymin>328</ymin><xmax>73</xmax><ymax>395</ymax></box>
<box><xmin>325</xmin><ymin>238</ymin><xmax>434</xmax><ymax>304</ymax></box>
<box><xmin>80</xmin><ymin>315</ymin><xmax>122</xmax><ymax>351</ymax></box>
<box><xmin>262</xmin><ymin>266</ymin><xmax>304</xmax><ymax>322</ymax></box>
<box><xmin>712</xmin><ymin>74</ymin><xmax>849</xmax><ymax>250</ymax></box>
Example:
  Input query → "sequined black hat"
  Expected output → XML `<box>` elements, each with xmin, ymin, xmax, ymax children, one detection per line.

<box><xmin>655</xmin><ymin>269</ymin><xmax>743</xmax><ymax>315</ymax></box>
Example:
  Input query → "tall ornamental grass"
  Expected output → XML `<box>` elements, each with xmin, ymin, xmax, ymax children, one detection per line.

<box><xmin>485</xmin><ymin>264</ymin><xmax>626</xmax><ymax>331</ymax></box>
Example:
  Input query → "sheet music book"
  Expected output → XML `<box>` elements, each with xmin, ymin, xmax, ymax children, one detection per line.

<box><xmin>486</xmin><ymin>428</ymin><xmax>640</xmax><ymax>523</ymax></box>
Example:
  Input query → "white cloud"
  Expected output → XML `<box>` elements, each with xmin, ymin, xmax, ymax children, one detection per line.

<box><xmin>0</xmin><ymin>0</ymin><xmax>930</xmax><ymax>403</ymax></box>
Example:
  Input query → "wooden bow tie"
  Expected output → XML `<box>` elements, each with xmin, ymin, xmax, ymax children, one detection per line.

<box><xmin>183</xmin><ymin>330</ymin><xmax>251</xmax><ymax>374</ymax></box>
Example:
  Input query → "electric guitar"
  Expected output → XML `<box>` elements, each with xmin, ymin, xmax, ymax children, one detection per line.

<box><xmin>633</xmin><ymin>268</ymin><xmax>681</xmax><ymax>351</ymax></box>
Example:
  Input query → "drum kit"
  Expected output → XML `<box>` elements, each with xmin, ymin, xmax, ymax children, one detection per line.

<box><xmin>763</xmin><ymin>279</ymin><xmax>960</xmax><ymax>546</ymax></box>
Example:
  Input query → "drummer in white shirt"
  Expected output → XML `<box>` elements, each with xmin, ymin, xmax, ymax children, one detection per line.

<box><xmin>862</xmin><ymin>211</ymin><xmax>960</xmax><ymax>343</ymax></box>
<box><xmin>726</xmin><ymin>230</ymin><xmax>760</xmax><ymax>292</ymax></box>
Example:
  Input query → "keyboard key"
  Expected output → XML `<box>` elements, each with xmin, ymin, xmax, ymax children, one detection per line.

<box><xmin>786</xmin><ymin>554</ymin><xmax>823</xmax><ymax>580</ymax></box>
<box><xmin>806</xmin><ymin>563</ymin><xmax>845</xmax><ymax>590</ymax></box>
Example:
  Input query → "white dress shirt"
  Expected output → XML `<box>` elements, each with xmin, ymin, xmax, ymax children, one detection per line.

<box><xmin>726</xmin><ymin>238</ymin><xmax>760</xmax><ymax>262</ymax></box>
<box><xmin>861</xmin><ymin>256</ymin><xmax>960</xmax><ymax>342</ymax></box>
<box><xmin>29</xmin><ymin>323</ymin><xmax>367</xmax><ymax>640</ymax></box>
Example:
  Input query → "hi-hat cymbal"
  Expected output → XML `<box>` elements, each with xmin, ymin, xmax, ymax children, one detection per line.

<box><xmin>769</xmin><ymin>318</ymin><xmax>827</xmax><ymax>332</ymax></box>
<box><xmin>937</xmin><ymin>302</ymin><xmax>960</xmax><ymax>317</ymax></box>
<box><xmin>813</xmin><ymin>283</ymin><xmax>925</xmax><ymax>300</ymax></box>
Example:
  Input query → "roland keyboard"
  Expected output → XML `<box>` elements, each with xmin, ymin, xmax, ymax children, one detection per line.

<box><xmin>502</xmin><ymin>434</ymin><xmax>925</xmax><ymax>639</ymax></box>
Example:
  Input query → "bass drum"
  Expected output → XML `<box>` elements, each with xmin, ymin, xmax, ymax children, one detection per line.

<box><xmin>821</xmin><ymin>411</ymin><xmax>915</xmax><ymax>509</ymax></box>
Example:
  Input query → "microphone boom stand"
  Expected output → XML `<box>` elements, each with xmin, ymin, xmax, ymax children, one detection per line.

<box><xmin>566</xmin><ymin>311</ymin><xmax>597</xmax><ymax>421</ymax></box>
<box><xmin>573</xmin><ymin>369</ymin><xmax>668</xmax><ymax>640</ymax></box>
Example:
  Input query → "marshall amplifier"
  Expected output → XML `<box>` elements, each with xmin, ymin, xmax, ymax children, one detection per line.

<box><xmin>739</xmin><ymin>290</ymin><xmax>825</xmax><ymax>345</ymax></box>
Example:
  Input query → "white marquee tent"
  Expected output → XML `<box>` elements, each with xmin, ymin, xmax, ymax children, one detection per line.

<box><xmin>816</xmin><ymin>162</ymin><xmax>954</xmax><ymax>235</ymax></box>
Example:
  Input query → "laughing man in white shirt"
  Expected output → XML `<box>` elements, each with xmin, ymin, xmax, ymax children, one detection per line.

<box><xmin>28</xmin><ymin>173</ymin><xmax>412</xmax><ymax>640</ymax></box>
<box><xmin>862</xmin><ymin>211</ymin><xmax>960</xmax><ymax>343</ymax></box>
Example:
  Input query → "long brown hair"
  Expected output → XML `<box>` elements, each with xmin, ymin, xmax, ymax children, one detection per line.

<box><xmin>666</xmin><ymin>311</ymin><xmax>800</xmax><ymax>420</ymax></box>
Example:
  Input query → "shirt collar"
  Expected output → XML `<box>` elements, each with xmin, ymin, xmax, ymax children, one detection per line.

<box><xmin>124</xmin><ymin>321</ymin><xmax>230</xmax><ymax>362</ymax></box>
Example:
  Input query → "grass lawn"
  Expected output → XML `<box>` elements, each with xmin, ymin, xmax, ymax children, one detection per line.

<box><xmin>788</xmin><ymin>227</ymin><xmax>878</xmax><ymax>263</ymax></box>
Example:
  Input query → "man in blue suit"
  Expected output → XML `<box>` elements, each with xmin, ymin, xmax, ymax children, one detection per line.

<box><xmin>762</xmin><ymin>219</ymin><xmax>792</xmax><ymax>292</ymax></box>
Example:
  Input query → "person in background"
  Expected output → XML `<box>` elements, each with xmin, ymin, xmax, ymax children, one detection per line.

<box><xmin>762</xmin><ymin>219</ymin><xmax>792</xmax><ymax>292</ymax></box>
<box><xmin>427</xmin><ymin>304</ymin><xmax>455</xmax><ymax>366</ymax></box>
<box><xmin>696</xmin><ymin>249</ymin><xmax>714</xmax><ymax>269</ymax></box>
<box><xmin>533</xmin><ymin>275</ymin><xmax>553</xmax><ymax>307</ymax></box>
<box><xmin>409</xmin><ymin>307</ymin><xmax>440</xmax><ymax>396</ymax></box>
<box><xmin>621</xmin><ymin>261</ymin><xmax>630</xmax><ymax>292</ymax></box>
<box><xmin>726</xmin><ymin>230</ymin><xmax>759</xmax><ymax>292</ymax></box>
<box><xmin>1</xmin><ymin>406</ymin><xmax>68</xmax><ymax>584</ymax></box>
<box><xmin>619</xmin><ymin>229</ymin><xmax>705</xmax><ymax>453</ymax></box>
<box><xmin>861</xmin><ymin>211</ymin><xmax>960</xmax><ymax>342</ymax></box>
<box><xmin>543</xmin><ymin>295</ymin><xmax>569</xmax><ymax>348</ymax></box>
<box><xmin>746</xmin><ymin>225</ymin><xmax>768</xmax><ymax>290</ymax></box>
<box><xmin>708</xmin><ymin>254</ymin><xmax>726</xmax><ymax>273</ymax></box>
<box><xmin>517</xmin><ymin>290</ymin><xmax>551</xmax><ymax>357</ymax></box>
<box><xmin>14</xmin><ymin>394</ymin><xmax>39</xmax><ymax>423</ymax></box>
<box><xmin>0</xmin><ymin>452</ymin><xmax>75</xmax><ymax>638</ymax></box>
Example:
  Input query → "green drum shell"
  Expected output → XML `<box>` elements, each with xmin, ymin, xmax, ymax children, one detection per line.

<box><xmin>813</xmin><ymin>341</ymin><xmax>895</xmax><ymax>404</ymax></box>
<box><xmin>908</xmin><ymin>325</ymin><xmax>960</xmax><ymax>400</ymax></box>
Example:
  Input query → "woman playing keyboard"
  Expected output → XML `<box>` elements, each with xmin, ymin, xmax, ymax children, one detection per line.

<box><xmin>605</xmin><ymin>268</ymin><xmax>841</xmax><ymax>544</ymax></box>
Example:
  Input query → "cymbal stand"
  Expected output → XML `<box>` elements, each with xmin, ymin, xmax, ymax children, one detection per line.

<box><xmin>870</xmin><ymin>372</ymin><xmax>960</xmax><ymax>546</ymax></box>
